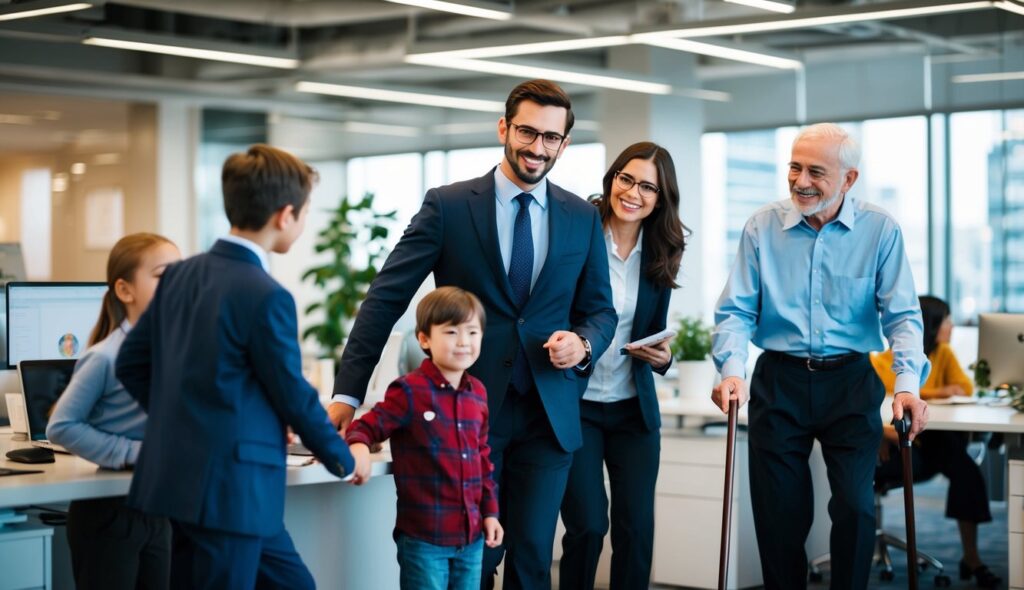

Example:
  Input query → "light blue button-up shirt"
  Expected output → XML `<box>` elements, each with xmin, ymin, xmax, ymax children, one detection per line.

<box><xmin>712</xmin><ymin>197</ymin><xmax>929</xmax><ymax>396</ymax></box>
<box><xmin>494</xmin><ymin>167</ymin><xmax>549</xmax><ymax>290</ymax></box>
<box><xmin>220</xmin><ymin>233</ymin><xmax>270</xmax><ymax>272</ymax></box>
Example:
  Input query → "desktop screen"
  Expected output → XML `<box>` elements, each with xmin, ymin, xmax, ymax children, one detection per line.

<box><xmin>5</xmin><ymin>282</ymin><xmax>107</xmax><ymax>369</ymax></box>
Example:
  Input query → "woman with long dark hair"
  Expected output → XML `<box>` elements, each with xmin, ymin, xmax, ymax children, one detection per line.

<box><xmin>872</xmin><ymin>295</ymin><xmax>1001</xmax><ymax>588</ymax></box>
<box><xmin>559</xmin><ymin>142</ymin><xmax>687</xmax><ymax>589</ymax></box>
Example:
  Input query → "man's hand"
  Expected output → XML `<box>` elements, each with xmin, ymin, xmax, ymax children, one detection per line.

<box><xmin>543</xmin><ymin>331</ymin><xmax>585</xmax><ymax>369</ymax></box>
<box><xmin>348</xmin><ymin>442</ymin><xmax>372</xmax><ymax>485</ymax></box>
<box><xmin>624</xmin><ymin>339</ymin><xmax>672</xmax><ymax>369</ymax></box>
<box><xmin>483</xmin><ymin>517</ymin><xmax>504</xmax><ymax>549</ymax></box>
<box><xmin>892</xmin><ymin>392</ymin><xmax>928</xmax><ymax>441</ymax></box>
<box><xmin>711</xmin><ymin>376</ymin><xmax>749</xmax><ymax>414</ymax></box>
<box><xmin>328</xmin><ymin>402</ymin><xmax>356</xmax><ymax>434</ymax></box>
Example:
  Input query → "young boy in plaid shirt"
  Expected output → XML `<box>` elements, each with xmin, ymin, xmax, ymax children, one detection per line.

<box><xmin>346</xmin><ymin>286</ymin><xmax>503</xmax><ymax>590</ymax></box>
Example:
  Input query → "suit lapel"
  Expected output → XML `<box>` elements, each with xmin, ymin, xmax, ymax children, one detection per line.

<box><xmin>467</xmin><ymin>171</ymin><xmax>518</xmax><ymax>308</ymax></box>
<box><xmin>530</xmin><ymin>184</ymin><xmax>572</xmax><ymax>299</ymax></box>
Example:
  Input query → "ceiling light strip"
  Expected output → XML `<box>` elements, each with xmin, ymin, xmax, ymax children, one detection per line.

<box><xmin>993</xmin><ymin>0</ymin><xmax>1024</xmax><ymax>16</ymax></box>
<box><xmin>83</xmin><ymin>37</ymin><xmax>299</xmax><ymax>69</ymax></box>
<box><xmin>405</xmin><ymin>55</ymin><xmax>672</xmax><ymax>95</ymax></box>
<box><xmin>295</xmin><ymin>81</ymin><xmax>505</xmax><ymax>112</ymax></box>
<box><xmin>382</xmin><ymin>0</ymin><xmax>511</xmax><ymax>20</ymax></box>
<box><xmin>409</xmin><ymin>36</ymin><xmax>630</xmax><ymax>60</ymax></box>
<box><xmin>635</xmin><ymin>1</ymin><xmax>994</xmax><ymax>39</ymax></box>
<box><xmin>723</xmin><ymin>0</ymin><xmax>795</xmax><ymax>14</ymax></box>
<box><xmin>952</xmin><ymin>71</ymin><xmax>1024</xmax><ymax>83</ymax></box>
<box><xmin>0</xmin><ymin>2</ymin><xmax>92</xmax><ymax>22</ymax></box>
<box><xmin>641</xmin><ymin>38</ymin><xmax>802</xmax><ymax>69</ymax></box>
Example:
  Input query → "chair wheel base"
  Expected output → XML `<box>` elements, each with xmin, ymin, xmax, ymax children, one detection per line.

<box><xmin>934</xmin><ymin>574</ymin><xmax>951</xmax><ymax>587</ymax></box>
<box><xmin>880</xmin><ymin>570</ymin><xmax>895</xmax><ymax>581</ymax></box>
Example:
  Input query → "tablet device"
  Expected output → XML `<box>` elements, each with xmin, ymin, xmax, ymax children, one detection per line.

<box><xmin>619</xmin><ymin>329</ymin><xmax>677</xmax><ymax>355</ymax></box>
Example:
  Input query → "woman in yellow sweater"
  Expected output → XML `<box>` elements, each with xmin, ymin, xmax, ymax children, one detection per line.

<box><xmin>871</xmin><ymin>296</ymin><xmax>1000</xmax><ymax>589</ymax></box>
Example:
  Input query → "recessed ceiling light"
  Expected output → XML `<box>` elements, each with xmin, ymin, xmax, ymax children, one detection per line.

<box><xmin>70</xmin><ymin>162</ymin><xmax>87</xmax><ymax>175</ymax></box>
<box><xmin>405</xmin><ymin>56</ymin><xmax>673</xmax><ymax>95</ymax></box>
<box><xmin>952</xmin><ymin>70</ymin><xmax>1024</xmax><ymax>83</ymax></box>
<box><xmin>83</xmin><ymin>37</ymin><xmax>299</xmax><ymax>69</ymax></box>
<box><xmin>0</xmin><ymin>1</ymin><xmax>92</xmax><ymax>22</ymax></box>
<box><xmin>382</xmin><ymin>0</ymin><xmax>511</xmax><ymax>20</ymax></box>
<box><xmin>724</xmin><ymin>0</ymin><xmax>796</xmax><ymax>14</ymax></box>
<box><xmin>295</xmin><ymin>81</ymin><xmax>505</xmax><ymax>112</ymax></box>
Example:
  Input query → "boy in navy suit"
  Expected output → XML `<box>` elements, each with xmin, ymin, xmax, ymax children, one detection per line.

<box><xmin>117</xmin><ymin>144</ymin><xmax>355</xmax><ymax>590</ymax></box>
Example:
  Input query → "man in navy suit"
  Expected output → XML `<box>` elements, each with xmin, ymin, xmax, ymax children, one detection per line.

<box><xmin>117</xmin><ymin>145</ymin><xmax>355</xmax><ymax>590</ymax></box>
<box><xmin>329</xmin><ymin>79</ymin><xmax>617</xmax><ymax>589</ymax></box>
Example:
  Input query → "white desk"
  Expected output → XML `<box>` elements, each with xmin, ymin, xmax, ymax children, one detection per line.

<box><xmin>1</xmin><ymin>431</ymin><xmax>398</xmax><ymax>589</ymax></box>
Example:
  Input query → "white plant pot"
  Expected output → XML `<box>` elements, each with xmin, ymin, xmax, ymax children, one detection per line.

<box><xmin>677</xmin><ymin>359</ymin><xmax>716</xmax><ymax>399</ymax></box>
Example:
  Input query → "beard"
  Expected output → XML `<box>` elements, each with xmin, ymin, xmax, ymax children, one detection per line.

<box><xmin>791</xmin><ymin>186</ymin><xmax>843</xmax><ymax>217</ymax></box>
<box><xmin>504</xmin><ymin>142</ymin><xmax>555</xmax><ymax>186</ymax></box>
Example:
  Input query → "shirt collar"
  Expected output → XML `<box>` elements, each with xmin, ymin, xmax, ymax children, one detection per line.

<box><xmin>419</xmin><ymin>358</ymin><xmax>472</xmax><ymax>391</ymax></box>
<box><xmin>494</xmin><ymin>167</ymin><xmax>548</xmax><ymax>210</ymax></box>
<box><xmin>834</xmin><ymin>196</ymin><xmax>856</xmax><ymax>230</ymax></box>
<box><xmin>604</xmin><ymin>227</ymin><xmax>643</xmax><ymax>262</ymax></box>
<box><xmin>220</xmin><ymin>234</ymin><xmax>270</xmax><ymax>272</ymax></box>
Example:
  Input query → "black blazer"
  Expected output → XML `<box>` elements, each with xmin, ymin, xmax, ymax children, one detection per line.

<box><xmin>335</xmin><ymin>169</ymin><xmax>618</xmax><ymax>453</ymax></box>
<box><xmin>628</xmin><ymin>240</ymin><xmax>673</xmax><ymax>432</ymax></box>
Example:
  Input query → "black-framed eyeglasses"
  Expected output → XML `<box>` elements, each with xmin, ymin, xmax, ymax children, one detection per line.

<box><xmin>614</xmin><ymin>171</ymin><xmax>660</xmax><ymax>199</ymax></box>
<box><xmin>509</xmin><ymin>123</ymin><xmax>565</xmax><ymax>150</ymax></box>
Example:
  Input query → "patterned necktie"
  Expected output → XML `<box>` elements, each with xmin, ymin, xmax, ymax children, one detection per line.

<box><xmin>508</xmin><ymin>193</ymin><xmax>534</xmax><ymax>394</ymax></box>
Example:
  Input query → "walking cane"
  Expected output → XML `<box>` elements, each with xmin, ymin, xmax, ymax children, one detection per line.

<box><xmin>893</xmin><ymin>413</ymin><xmax>918</xmax><ymax>590</ymax></box>
<box><xmin>718</xmin><ymin>400</ymin><xmax>739</xmax><ymax>590</ymax></box>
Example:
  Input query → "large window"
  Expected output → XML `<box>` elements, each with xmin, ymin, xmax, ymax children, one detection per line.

<box><xmin>950</xmin><ymin>109</ymin><xmax>1024</xmax><ymax>321</ymax></box>
<box><xmin>702</xmin><ymin>111</ymin><xmax>1024</xmax><ymax>324</ymax></box>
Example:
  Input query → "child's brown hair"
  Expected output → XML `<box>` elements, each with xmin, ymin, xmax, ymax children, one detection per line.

<box><xmin>415</xmin><ymin>287</ymin><xmax>486</xmax><ymax>338</ymax></box>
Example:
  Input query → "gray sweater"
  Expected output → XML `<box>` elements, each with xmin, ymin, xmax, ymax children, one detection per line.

<box><xmin>46</xmin><ymin>321</ymin><xmax>146</xmax><ymax>469</ymax></box>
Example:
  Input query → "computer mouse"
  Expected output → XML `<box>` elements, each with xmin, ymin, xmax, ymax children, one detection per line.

<box><xmin>5</xmin><ymin>447</ymin><xmax>55</xmax><ymax>464</ymax></box>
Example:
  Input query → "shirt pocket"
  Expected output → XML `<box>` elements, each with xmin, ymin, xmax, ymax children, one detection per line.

<box><xmin>824</xmin><ymin>275</ymin><xmax>875</xmax><ymax>323</ymax></box>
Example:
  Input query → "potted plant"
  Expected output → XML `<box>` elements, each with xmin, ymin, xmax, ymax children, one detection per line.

<box><xmin>302</xmin><ymin>193</ymin><xmax>397</xmax><ymax>361</ymax></box>
<box><xmin>670</xmin><ymin>316</ymin><xmax>715</xmax><ymax>398</ymax></box>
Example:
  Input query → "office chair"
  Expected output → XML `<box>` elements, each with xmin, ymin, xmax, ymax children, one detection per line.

<box><xmin>807</xmin><ymin>475</ymin><xmax>951</xmax><ymax>586</ymax></box>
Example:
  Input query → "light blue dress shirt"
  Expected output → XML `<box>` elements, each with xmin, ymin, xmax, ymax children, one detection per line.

<box><xmin>494</xmin><ymin>167</ymin><xmax>549</xmax><ymax>290</ymax></box>
<box><xmin>47</xmin><ymin>321</ymin><xmax>146</xmax><ymax>469</ymax></box>
<box><xmin>712</xmin><ymin>197</ymin><xmax>929</xmax><ymax>396</ymax></box>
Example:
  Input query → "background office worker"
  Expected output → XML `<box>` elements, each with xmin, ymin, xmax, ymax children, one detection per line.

<box><xmin>559</xmin><ymin>142</ymin><xmax>686</xmax><ymax>590</ymax></box>
<box><xmin>327</xmin><ymin>79</ymin><xmax>617</xmax><ymax>589</ymax></box>
<box><xmin>711</xmin><ymin>123</ymin><xmax>930</xmax><ymax>590</ymax></box>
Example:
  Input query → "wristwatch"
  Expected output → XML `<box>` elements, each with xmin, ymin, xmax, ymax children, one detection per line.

<box><xmin>578</xmin><ymin>334</ymin><xmax>592</xmax><ymax>365</ymax></box>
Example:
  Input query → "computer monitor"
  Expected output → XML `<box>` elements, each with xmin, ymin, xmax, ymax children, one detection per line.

<box><xmin>19</xmin><ymin>359</ymin><xmax>76</xmax><ymax>443</ymax></box>
<box><xmin>977</xmin><ymin>313</ymin><xmax>1024</xmax><ymax>388</ymax></box>
<box><xmin>5</xmin><ymin>282</ymin><xmax>107</xmax><ymax>369</ymax></box>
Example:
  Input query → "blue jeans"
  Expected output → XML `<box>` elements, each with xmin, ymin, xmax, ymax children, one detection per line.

<box><xmin>396</xmin><ymin>534</ymin><xmax>483</xmax><ymax>590</ymax></box>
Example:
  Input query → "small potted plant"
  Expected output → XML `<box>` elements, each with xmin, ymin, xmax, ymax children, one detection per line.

<box><xmin>302</xmin><ymin>193</ymin><xmax>396</xmax><ymax>361</ymax></box>
<box><xmin>670</xmin><ymin>316</ymin><xmax>715</xmax><ymax>398</ymax></box>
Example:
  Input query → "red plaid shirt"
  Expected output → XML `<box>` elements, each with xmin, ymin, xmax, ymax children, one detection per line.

<box><xmin>346</xmin><ymin>359</ymin><xmax>498</xmax><ymax>546</ymax></box>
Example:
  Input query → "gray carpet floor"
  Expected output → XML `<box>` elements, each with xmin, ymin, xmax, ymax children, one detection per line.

<box><xmin>808</xmin><ymin>475</ymin><xmax>1008</xmax><ymax>590</ymax></box>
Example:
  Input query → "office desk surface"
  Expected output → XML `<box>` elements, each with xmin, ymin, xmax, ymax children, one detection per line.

<box><xmin>0</xmin><ymin>429</ymin><xmax>392</xmax><ymax>508</ymax></box>
<box><xmin>659</xmin><ymin>395</ymin><xmax>1024</xmax><ymax>433</ymax></box>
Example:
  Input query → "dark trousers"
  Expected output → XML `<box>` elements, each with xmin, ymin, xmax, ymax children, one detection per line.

<box><xmin>170</xmin><ymin>521</ymin><xmax>314</xmax><ymax>590</ymax></box>
<box><xmin>560</xmin><ymin>397</ymin><xmax>660</xmax><ymax>590</ymax></box>
<box><xmin>482</xmin><ymin>388</ymin><xmax>573</xmax><ymax>590</ymax></box>
<box><xmin>66</xmin><ymin>496</ymin><xmax>172</xmax><ymax>590</ymax></box>
<box><xmin>876</xmin><ymin>430</ymin><xmax>992</xmax><ymax>523</ymax></box>
<box><xmin>748</xmin><ymin>352</ymin><xmax>883</xmax><ymax>590</ymax></box>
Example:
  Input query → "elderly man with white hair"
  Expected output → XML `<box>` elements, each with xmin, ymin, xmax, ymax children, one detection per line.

<box><xmin>710</xmin><ymin>122</ymin><xmax>931</xmax><ymax>590</ymax></box>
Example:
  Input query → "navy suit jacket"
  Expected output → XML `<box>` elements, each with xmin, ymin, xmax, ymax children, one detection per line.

<box><xmin>335</xmin><ymin>170</ymin><xmax>618</xmax><ymax>452</ymax></box>
<box><xmin>627</xmin><ymin>241</ymin><xmax>674</xmax><ymax>432</ymax></box>
<box><xmin>117</xmin><ymin>240</ymin><xmax>355</xmax><ymax>537</ymax></box>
